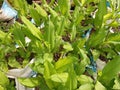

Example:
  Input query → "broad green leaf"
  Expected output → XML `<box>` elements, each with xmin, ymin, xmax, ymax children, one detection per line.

<box><xmin>55</xmin><ymin>56</ymin><xmax>77</xmax><ymax>72</ymax></box>
<box><xmin>18</xmin><ymin>77</ymin><xmax>40</xmax><ymax>88</ymax></box>
<box><xmin>58</xmin><ymin>0</ymin><xmax>70</xmax><ymax>16</ymax></box>
<box><xmin>8</xmin><ymin>57</ymin><xmax>21</xmax><ymax>68</ymax></box>
<box><xmin>0</xmin><ymin>85</ymin><xmax>4</xmax><ymax>90</ymax></box>
<box><xmin>77</xmin><ymin>83</ymin><xmax>94</xmax><ymax>90</ymax></box>
<box><xmin>63</xmin><ymin>42</ymin><xmax>73</xmax><ymax>52</ymax></box>
<box><xmin>95</xmin><ymin>81</ymin><xmax>106</xmax><ymax>90</ymax></box>
<box><xmin>79</xmin><ymin>49</ymin><xmax>89</xmax><ymax>64</ymax></box>
<box><xmin>99</xmin><ymin>56</ymin><xmax>120</xmax><ymax>86</ymax></box>
<box><xmin>0</xmin><ymin>71</ymin><xmax>9</xmax><ymax>87</ymax></box>
<box><xmin>87</xmin><ymin>27</ymin><xmax>107</xmax><ymax>48</ymax></box>
<box><xmin>39</xmin><ymin>77</ymin><xmax>50</xmax><ymax>90</ymax></box>
<box><xmin>50</xmin><ymin>73</ymin><xmax>68</xmax><ymax>83</ymax></box>
<box><xmin>77</xmin><ymin>75</ymin><xmax>93</xmax><ymax>85</ymax></box>
<box><xmin>94</xmin><ymin>0</ymin><xmax>107</xmax><ymax>27</ymax></box>
<box><xmin>44</xmin><ymin>61</ymin><xmax>56</xmax><ymax>78</ymax></box>
<box><xmin>0</xmin><ymin>62</ymin><xmax>8</xmax><ymax>72</ymax></box>
<box><xmin>21</xmin><ymin>16</ymin><xmax>42</xmax><ymax>40</ymax></box>
<box><xmin>44</xmin><ymin>61</ymin><xmax>57</xmax><ymax>89</ymax></box>
<box><xmin>43</xmin><ymin>53</ymin><xmax>53</xmax><ymax>62</ymax></box>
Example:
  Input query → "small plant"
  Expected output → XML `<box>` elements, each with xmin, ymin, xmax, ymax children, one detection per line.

<box><xmin>0</xmin><ymin>0</ymin><xmax>120</xmax><ymax>90</ymax></box>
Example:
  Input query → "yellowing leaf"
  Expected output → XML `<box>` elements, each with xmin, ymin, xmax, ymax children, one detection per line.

<box><xmin>18</xmin><ymin>77</ymin><xmax>40</xmax><ymax>88</ymax></box>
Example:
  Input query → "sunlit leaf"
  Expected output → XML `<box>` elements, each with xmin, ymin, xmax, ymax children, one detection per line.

<box><xmin>77</xmin><ymin>75</ymin><xmax>93</xmax><ymax>85</ymax></box>
<box><xmin>99</xmin><ymin>56</ymin><xmax>120</xmax><ymax>86</ymax></box>
<box><xmin>55</xmin><ymin>56</ymin><xmax>77</xmax><ymax>72</ymax></box>
<box><xmin>77</xmin><ymin>83</ymin><xmax>94</xmax><ymax>90</ymax></box>
<box><xmin>0</xmin><ymin>85</ymin><xmax>4</xmax><ymax>90</ymax></box>
<box><xmin>21</xmin><ymin>16</ymin><xmax>42</xmax><ymax>40</ymax></box>
<box><xmin>63</xmin><ymin>42</ymin><xmax>73</xmax><ymax>52</ymax></box>
<box><xmin>50</xmin><ymin>73</ymin><xmax>68</xmax><ymax>83</ymax></box>
<box><xmin>0</xmin><ymin>71</ymin><xmax>9</xmax><ymax>87</ymax></box>
<box><xmin>8</xmin><ymin>57</ymin><xmax>21</xmax><ymax>68</ymax></box>
<box><xmin>95</xmin><ymin>81</ymin><xmax>106</xmax><ymax>90</ymax></box>
<box><xmin>18</xmin><ymin>77</ymin><xmax>40</xmax><ymax>87</ymax></box>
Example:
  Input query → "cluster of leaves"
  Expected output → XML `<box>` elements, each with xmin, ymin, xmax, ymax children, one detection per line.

<box><xmin>0</xmin><ymin>0</ymin><xmax>120</xmax><ymax>89</ymax></box>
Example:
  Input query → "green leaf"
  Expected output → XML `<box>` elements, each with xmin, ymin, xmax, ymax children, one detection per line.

<box><xmin>109</xmin><ymin>21</ymin><xmax>119</xmax><ymax>27</ymax></box>
<box><xmin>13</xmin><ymin>23</ymin><xmax>25</xmax><ymax>49</ymax></box>
<box><xmin>107</xmin><ymin>33</ymin><xmax>120</xmax><ymax>42</ymax></box>
<box><xmin>66</xmin><ymin>65</ymin><xmax>77</xmax><ymax>90</ymax></box>
<box><xmin>18</xmin><ymin>77</ymin><xmax>40</xmax><ymax>88</ymax></box>
<box><xmin>58</xmin><ymin>0</ymin><xmax>70</xmax><ymax>16</ymax></box>
<box><xmin>21</xmin><ymin>16</ymin><xmax>42</xmax><ymax>40</ymax></box>
<box><xmin>35</xmin><ymin>3</ymin><xmax>47</xmax><ymax>18</ymax></box>
<box><xmin>44</xmin><ymin>61</ymin><xmax>56</xmax><ymax>79</ymax></box>
<box><xmin>44</xmin><ymin>61</ymin><xmax>57</xmax><ymax>89</ymax></box>
<box><xmin>63</xmin><ymin>42</ymin><xmax>73</xmax><ymax>52</ymax></box>
<box><xmin>77</xmin><ymin>75</ymin><xmax>93</xmax><ymax>85</ymax></box>
<box><xmin>50</xmin><ymin>73</ymin><xmax>68</xmax><ymax>83</ymax></box>
<box><xmin>44</xmin><ymin>19</ymin><xmax>55</xmax><ymax>51</ymax></box>
<box><xmin>99</xmin><ymin>56</ymin><xmax>120</xmax><ymax>86</ymax></box>
<box><xmin>8</xmin><ymin>57</ymin><xmax>21</xmax><ymax>68</ymax></box>
<box><xmin>14</xmin><ymin>0</ymin><xmax>28</xmax><ymax>16</ymax></box>
<box><xmin>113</xmin><ymin>77</ymin><xmax>120</xmax><ymax>89</ymax></box>
<box><xmin>0</xmin><ymin>30</ymin><xmax>11</xmax><ymax>43</ymax></box>
<box><xmin>0</xmin><ymin>71</ymin><xmax>9</xmax><ymax>87</ymax></box>
<box><xmin>87</xmin><ymin>27</ymin><xmax>107</xmax><ymax>48</ymax></box>
<box><xmin>94</xmin><ymin>0</ymin><xmax>107</xmax><ymax>27</ymax></box>
<box><xmin>81</xmin><ymin>0</ymin><xmax>87</xmax><ymax>6</ymax></box>
<box><xmin>29</xmin><ymin>6</ymin><xmax>41</xmax><ymax>25</ymax></box>
<box><xmin>75</xmin><ymin>49</ymin><xmax>90</xmax><ymax>75</ymax></box>
<box><xmin>55</xmin><ymin>16</ymin><xmax>65</xmax><ymax>35</ymax></box>
<box><xmin>0</xmin><ymin>85</ymin><xmax>4</xmax><ymax>90</ymax></box>
<box><xmin>70</xmin><ymin>25</ymin><xmax>77</xmax><ymax>41</ymax></box>
<box><xmin>39</xmin><ymin>77</ymin><xmax>50</xmax><ymax>90</ymax></box>
<box><xmin>73</xmin><ymin>0</ymin><xmax>80</xmax><ymax>6</ymax></box>
<box><xmin>43</xmin><ymin>53</ymin><xmax>53</xmax><ymax>62</ymax></box>
<box><xmin>95</xmin><ymin>81</ymin><xmax>107</xmax><ymax>90</ymax></box>
<box><xmin>55</xmin><ymin>56</ymin><xmax>77</xmax><ymax>72</ymax></box>
<box><xmin>44</xmin><ymin>4</ymin><xmax>58</xmax><ymax>18</ymax></box>
<box><xmin>0</xmin><ymin>62</ymin><xmax>8</xmax><ymax>72</ymax></box>
<box><xmin>77</xmin><ymin>83</ymin><xmax>94</xmax><ymax>90</ymax></box>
